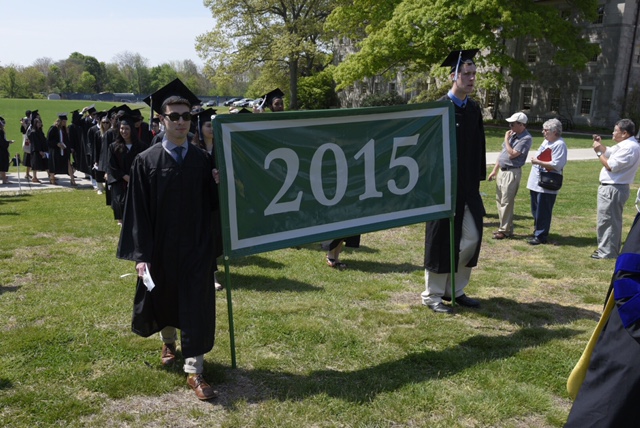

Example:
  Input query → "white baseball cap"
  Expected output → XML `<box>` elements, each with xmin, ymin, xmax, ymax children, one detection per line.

<box><xmin>506</xmin><ymin>112</ymin><xmax>528</xmax><ymax>124</ymax></box>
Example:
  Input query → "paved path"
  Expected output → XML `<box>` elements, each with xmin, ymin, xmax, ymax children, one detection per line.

<box><xmin>0</xmin><ymin>148</ymin><xmax>597</xmax><ymax>194</ymax></box>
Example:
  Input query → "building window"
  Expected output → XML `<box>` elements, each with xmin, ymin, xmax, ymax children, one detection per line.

<box><xmin>388</xmin><ymin>82</ymin><xmax>397</xmax><ymax>93</ymax></box>
<box><xmin>578</xmin><ymin>88</ymin><xmax>594</xmax><ymax>115</ymax></box>
<box><xmin>550</xmin><ymin>89</ymin><xmax>560</xmax><ymax>112</ymax></box>
<box><xmin>487</xmin><ymin>92</ymin><xmax>497</xmax><ymax>109</ymax></box>
<box><xmin>521</xmin><ymin>87</ymin><xmax>533</xmax><ymax>110</ymax></box>
<box><xmin>527</xmin><ymin>47</ymin><xmax>537</xmax><ymax>63</ymax></box>
<box><xmin>593</xmin><ymin>5</ymin><xmax>604</xmax><ymax>24</ymax></box>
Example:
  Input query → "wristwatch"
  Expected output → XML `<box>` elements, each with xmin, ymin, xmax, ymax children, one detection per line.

<box><xmin>596</xmin><ymin>151</ymin><xmax>603</xmax><ymax>157</ymax></box>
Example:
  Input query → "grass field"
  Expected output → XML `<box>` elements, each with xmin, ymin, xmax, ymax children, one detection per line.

<box><xmin>0</xmin><ymin>155</ymin><xmax>634</xmax><ymax>426</ymax></box>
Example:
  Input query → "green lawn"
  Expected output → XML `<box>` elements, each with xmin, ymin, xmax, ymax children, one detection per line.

<box><xmin>0</xmin><ymin>158</ymin><xmax>632</xmax><ymax>427</ymax></box>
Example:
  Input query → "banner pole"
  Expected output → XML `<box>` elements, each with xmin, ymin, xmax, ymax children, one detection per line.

<box><xmin>449</xmin><ymin>215</ymin><xmax>456</xmax><ymax>306</ymax></box>
<box><xmin>223</xmin><ymin>256</ymin><xmax>237</xmax><ymax>368</ymax></box>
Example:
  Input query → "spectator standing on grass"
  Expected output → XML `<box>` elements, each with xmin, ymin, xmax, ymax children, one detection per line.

<box><xmin>421</xmin><ymin>49</ymin><xmax>486</xmax><ymax>315</ymax></box>
<box><xmin>487</xmin><ymin>112</ymin><xmax>532</xmax><ymax>239</ymax></box>
<box><xmin>525</xmin><ymin>118</ymin><xmax>567</xmax><ymax>245</ymax></box>
<box><xmin>117</xmin><ymin>79</ymin><xmax>219</xmax><ymax>401</ymax></box>
<box><xmin>591</xmin><ymin>119</ymin><xmax>640</xmax><ymax>259</ymax></box>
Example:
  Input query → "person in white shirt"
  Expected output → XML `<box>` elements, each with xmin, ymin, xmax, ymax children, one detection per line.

<box><xmin>591</xmin><ymin>119</ymin><xmax>640</xmax><ymax>259</ymax></box>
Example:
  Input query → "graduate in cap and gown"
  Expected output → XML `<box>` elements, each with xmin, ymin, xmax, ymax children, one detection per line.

<box><xmin>46</xmin><ymin>113</ymin><xmax>76</xmax><ymax>186</ymax></box>
<box><xmin>192</xmin><ymin>107</ymin><xmax>224</xmax><ymax>291</ymax></box>
<box><xmin>564</xmin><ymin>218</ymin><xmax>640</xmax><ymax>427</ymax></box>
<box><xmin>107</xmin><ymin>114</ymin><xmax>145</xmax><ymax>226</ymax></box>
<box><xmin>421</xmin><ymin>49</ymin><xmax>486</xmax><ymax>314</ymax></box>
<box><xmin>253</xmin><ymin>87</ymin><xmax>285</xmax><ymax>113</ymax></box>
<box><xmin>68</xmin><ymin>109</ymin><xmax>92</xmax><ymax>176</ymax></box>
<box><xmin>27</xmin><ymin>115</ymin><xmax>48</xmax><ymax>183</ymax></box>
<box><xmin>88</xmin><ymin>111</ymin><xmax>109</xmax><ymax>194</ymax></box>
<box><xmin>117</xmin><ymin>78</ymin><xmax>219</xmax><ymax>401</ymax></box>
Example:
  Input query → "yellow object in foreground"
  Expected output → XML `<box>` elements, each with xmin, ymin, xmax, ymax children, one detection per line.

<box><xmin>566</xmin><ymin>292</ymin><xmax>615</xmax><ymax>399</ymax></box>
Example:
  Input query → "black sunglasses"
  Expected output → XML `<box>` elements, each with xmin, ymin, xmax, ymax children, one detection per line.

<box><xmin>164</xmin><ymin>112</ymin><xmax>192</xmax><ymax>122</ymax></box>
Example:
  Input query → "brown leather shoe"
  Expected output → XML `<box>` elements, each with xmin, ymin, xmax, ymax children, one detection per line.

<box><xmin>161</xmin><ymin>343</ymin><xmax>177</xmax><ymax>366</ymax></box>
<box><xmin>187</xmin><ymin>374</ymin><xmax>217</xmax><ymax>400</ymax></box>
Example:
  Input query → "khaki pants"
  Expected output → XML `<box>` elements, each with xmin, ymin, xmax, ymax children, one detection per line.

<box><xmin>495</xmin><ymin>168</ymin><xmax>522</xmax><ymax>235</ymax></box>
<box><xmin>160</xmin><ymin>326</ymin><xmax>204</xmax><ymax>374</ymax></box>
<box><xmin>421</xmin><ymin>205</ymin><xmax>479</xmax><ymax>305</ymax></box>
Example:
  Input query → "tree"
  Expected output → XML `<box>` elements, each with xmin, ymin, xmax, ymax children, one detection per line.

<box><xmin>326</xmin><ymin>0</ymin><xmax>599</xmax><ymax>93</ymax></box>
<box><xmin>114</xmin><ymin>51</ymin><xmax>151</xmax><ymax>94</ymax></box>
<box><xmin>297</xmin><ymin>67</ymin><xmax>338</xmax><ymax>109</ymax></box>
<box><xmin>0</xmin><ymin>65</ymin><xmax>26</xmax><ymax>98</ymax></box>
<box><xmin>197</xmin><ymin>0</ymin><xmax>336</xmax><ymax>109</ymax></box>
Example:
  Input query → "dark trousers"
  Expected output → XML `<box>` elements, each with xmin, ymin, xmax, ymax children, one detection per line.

<box><xmin>530</xmin><ymin>190</ymin><xmax>557</xmax><ymax>243</ymax></box>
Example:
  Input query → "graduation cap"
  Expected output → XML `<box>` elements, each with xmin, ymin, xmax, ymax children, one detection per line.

<box><xmin>96</xmin><ymin>111</ymin><xmax>110</xmax><ymax>121</ymax></box>
<box><xmin>86</xmin><ymin>105</ymin><xmax>97</xmax><ymax>114</ymax></box>
<box><xmin>237</xmin><ymin>107</ymin><xmax>252</xmax><ymax>114</ymax></box>
<box><xmin>71</xmin><ymin>109</ymin><xmax>83</xmax><ymax>124</ymax></box>
<box><xmin>143</xmin><ymin>78</ymin><xmax>201</xmax><ymax>116</ymax></box>
<box><xmin>57</xmin><ymin>113</ymin><xmax>68</xmax><ymax>121</ymax></box>
<box><xmin>192</xmin><ymin>107</ymin><xmax>217</xmax><ymax>143</ymax></box>
<box><xmin>258</xmin><ymin>88</ymin><xmax>285</xmax><ymax>110</ymax></box>
<box><xmin>30</xmin><ymin>110</ymin><xmax>39</xmax><ymax>118</ymax></box>
<box><xmin>130</xmin><ymin>108</ymin><xmax>144</xmax><ymax>120</ymax></box>
<box><xmin>441</xmin><ymin>49</ymin><xmax>479</xmax><ymax>81</ymax></box>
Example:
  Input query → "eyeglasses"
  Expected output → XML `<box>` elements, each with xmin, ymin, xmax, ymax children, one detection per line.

<box><xmin>164</xmin><ymin>112</ymin><xmax>192</xmax><ymax>122</ymax></box>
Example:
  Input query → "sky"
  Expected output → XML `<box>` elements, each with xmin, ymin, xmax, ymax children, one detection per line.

<box><xmin>0</xmin><ymin>0</ymin><xmax>215</xmax><ymax>68</ymax></box>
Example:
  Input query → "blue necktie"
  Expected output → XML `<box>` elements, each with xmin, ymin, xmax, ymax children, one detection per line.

<box><xmin>173</xmin><ymin>146</ymin><xmax>184</xmax><ymax>165</ymax></box>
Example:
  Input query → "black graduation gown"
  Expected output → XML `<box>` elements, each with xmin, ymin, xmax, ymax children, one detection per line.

<box><xmin>116</xmin><ymin>143</ymin><xmax>218</xmax><ymax>358</ymax></box>
<box><xmin>135</xmin><ymin>122</ymin><xmax>152</xmax><ymax>149</ymax></box>
<box><xmin>28</xmin><ymin>128</ymin><xmax>48</xmax><ymax>171</ymax></box>
<box><xmin>424</xmin><ymin>96</ymin><xmax>486</xmax><ymax>273</ymax></box>
<box><xmin>565</xmin><ymin>222</ymin><xmax>640</xmax><ymax>427</ymax></box>
<box><xmin>107</xmin><ymin>141</ymin><xmax>144</xmax><ymax>220</ymax></box>
<box><xmin>46</xmin><ymin>125</ymin><xmax>71</xmax><ymax>175</ymax></box>
<box><xmin>98</xmin><ymin>128</ymin><xmax>116</xmax><ymax>173</ymax></box>
<box><xmin>0</xmin><ymin>130</ymin><xmax>10</xmax><ymax>172</ymax></box>
<box><xmin>68</xmin><ymin>122</ymin><xmax>91</xmax><ymax>174</ymax></box>
<box><xmin>89</xmin><ymin>127</ymin><xmax>106</xmax><ymax>182</ymax></box>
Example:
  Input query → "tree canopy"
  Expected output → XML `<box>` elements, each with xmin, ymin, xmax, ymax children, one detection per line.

<box><xmin>196</xmin><ymin>0</ymin><xmax>336</xmax><ymax>109</ymax></box>
<box><xmin>326</xmin><ymin>0</ymin><xmax>600</xmax><ymax>92</ymax></box>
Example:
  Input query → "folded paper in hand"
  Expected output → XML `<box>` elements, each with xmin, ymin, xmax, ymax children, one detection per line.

<box><xmin>537</xmin><ymin>148</ymin><xmax>552</xmax><ymax>162</ymax></box>
<box><xmin>142</xmin><ymin>266</ymin><xmax>156</xmax><ymax>291</ymax></box>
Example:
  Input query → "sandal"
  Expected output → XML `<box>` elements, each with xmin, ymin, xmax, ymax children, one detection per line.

<box><xmin>326</xmin><ymin>256</ymin><xmax>347</xmax><ymax>270</ymax></box>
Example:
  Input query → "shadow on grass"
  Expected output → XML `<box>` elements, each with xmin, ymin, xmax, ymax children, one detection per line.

<box><xmin>0</xmin><ymin>194</ymin><xmax>31</xmax><ymax>207</ymax></box>
<box><xmin>474</xmin><ymin>297</ymin><xmax>601</xmax><ymax>325</ymax></box>
<box><xmin>209</xmin><ymin>326</ymin><xmax>580</xmax><ymax>407</ymax></box>
<box><xmin>226</xmin><ymin>273</ymin><xmax>324</xmax><ymax>292</ymax></box>
<box><xmin>0</xmin><ymin>285</ymin><xmax>20</xmax><ymax>295</ymax></box>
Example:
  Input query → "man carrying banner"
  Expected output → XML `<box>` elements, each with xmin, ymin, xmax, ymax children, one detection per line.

<box><xmin>421</xmin><ymin>49</ymin><xmax>487</xmax><ymax>314</ymax></box>
<box><xmin>117</xmin><ymin>79</ymin><xmax>219</xmax><ymax>401</ymax></box>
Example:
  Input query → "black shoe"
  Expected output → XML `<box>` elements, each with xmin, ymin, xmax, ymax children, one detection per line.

<box><xmin>443</xmin><ymin>294</ymin><xmax>480</xmax><ymax>308</ymax></box>
<box><xmin>529</xmin><ymin>237</ymin><xmax>546</xmax><ymax>245</ymax></box>
<box><xmin>424</xmin><ymin>301</ymin><xmax>453</xmax><ymax>314</ymax></box>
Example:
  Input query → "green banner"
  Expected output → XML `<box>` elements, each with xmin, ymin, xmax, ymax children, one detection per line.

<box><xmin>213</xmin><ymin>102</ymin><xmax>457</xmax><ymax>257</ymax></box>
